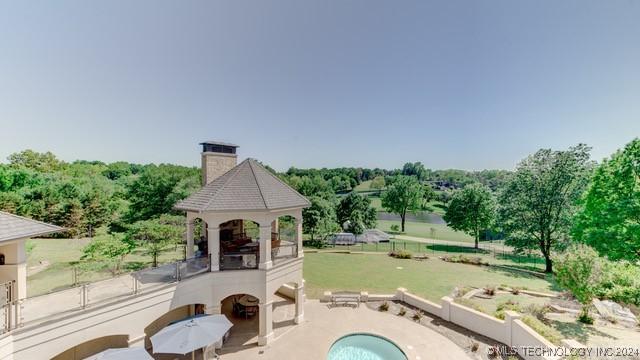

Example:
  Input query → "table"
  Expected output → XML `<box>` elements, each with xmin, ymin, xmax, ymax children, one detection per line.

<box><xmin>238</xmin><ymin>295</ymin><xmax>259</xmax><ymax>307</ymax></box>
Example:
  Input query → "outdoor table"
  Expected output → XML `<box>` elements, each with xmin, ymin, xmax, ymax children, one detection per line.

<box><xmin>237</xmin><ymin>295</ymin><xmax>259</xmax><ymax>307</ymax></box>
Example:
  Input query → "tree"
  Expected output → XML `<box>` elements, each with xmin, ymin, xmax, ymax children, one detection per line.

<box><xmin>554</xmin><ymin>245</ymin><xmax>601</xmax><ymax>323</ymax></box>
<box><xmin>381</xmin><ymin>175</ymin><xmax>423</xmax><ymax>232</ymax></box>
<box><xmin>401</xmin><ymin>162</ymin><xmax>428</xmax><ymax>181</ymax></box>
<box><xmin>370</xmin><ymin>176</ymin><xmax>386</xmax><ymax>195</ymax></box>
<box><xmin>125</xmin><ymin>164</ymin><xmax>199</xmax><ymax>222</ymax></box>
<box><xmin>126</xmin><ymin>215</ymin><xmax>183</xmax><ymax>267</ymax></box>
<box><xmin>336</xmin><ymin>192</ymin><xmax>377</xmax><ymax>235</ymax></box>
<box><xmin>498</xmin><ymin>145</ymin><xmax>592</xmax><ymax>273</ymax></box>
<box><xmin>444</xmin><ymin>183</ymin><xmax>495</xmax><ymax>249</ymax></box>
<box><xmin>303</xmin><ymin>196</ymin><xmax>339</xmax><ymax>241</ymax></box>
<box><xmin>7</xmin><ymin>149</ymin><xmax>65</xmax><ymax>172</ymax></box>
<box><xmin>82</xmin><ymin>234</ymin><xmax>136</xmax><ymax>274</ymax></box>
<box><xmin>573</xmin><ymin>138</ymin><xmax>640</xmax><ymax>261</ymax></box>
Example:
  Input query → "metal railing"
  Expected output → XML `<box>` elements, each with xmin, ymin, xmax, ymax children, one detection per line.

<box><xmin>9</xmin><ymin>256</ymin><xmax>210</xmax><ymax>330</ymax></box>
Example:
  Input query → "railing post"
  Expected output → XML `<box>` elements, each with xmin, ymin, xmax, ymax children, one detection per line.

<box><xmin>81</xmin><ymin>284</ymin><xmax>88</xmax><ymax>309</ymax></box>
<box><xmin>175</xmin><ymin>262</ymin><xmax>181</xmax><ymax>282</ymax></box>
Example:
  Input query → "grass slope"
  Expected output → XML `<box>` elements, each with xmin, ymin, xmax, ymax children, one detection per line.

<box><xmin>303</xmin><ymin>252</ymin><xmax>555</xmax><ymax>302</ymax></box>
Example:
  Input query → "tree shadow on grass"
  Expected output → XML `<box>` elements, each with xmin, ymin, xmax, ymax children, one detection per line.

<box><xmin>425</xmin><ymin>244</ymin><xmax>489</xmax><ymax>254</ymax></box>
<box><xmin>548</xmin><ymin>319</ymin><xmax>616</xmax><ymax>344</ymax></box>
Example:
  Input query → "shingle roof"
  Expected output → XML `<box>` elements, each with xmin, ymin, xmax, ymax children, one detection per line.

<box><xmin>0</xmin><ymin>212</ymin><xmax>64</xmax><ymax>243</ymax></box>
<box><xmin>200</xmin><ymin>141</ymin><xmax>239</xmax><ymax>148</ymax></box>
<box><xmin>174</xmin><ymin>158</ymin><xmax>310</xmax><ymax>212</ymax></box>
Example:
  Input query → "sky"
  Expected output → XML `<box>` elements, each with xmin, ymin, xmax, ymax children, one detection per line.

<box><xmin>1</xmin><ymin>0</ymin><xmax>639</xmax><ymax>171</ymax></box>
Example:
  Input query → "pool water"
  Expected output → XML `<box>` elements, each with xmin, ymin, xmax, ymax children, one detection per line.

<box><xmin>327</xmin><ymin>333</ymin><xmax>408</xmax><ymax>360</ymax></box>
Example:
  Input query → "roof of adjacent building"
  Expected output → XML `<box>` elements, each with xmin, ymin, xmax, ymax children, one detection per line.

<box><xmin>175</xmin><ymin>158</ymin><xmax>310</xmax><ymax>212</ymax></box>
<box><xmin>199</xmin><ymin>141</ymin><xmax>239</xmax><ymax>148</ymax></box>
<box><xmin>0</xmin><ymin>212</ymin><xmax>64</xmax><ymax>243</ymax></box>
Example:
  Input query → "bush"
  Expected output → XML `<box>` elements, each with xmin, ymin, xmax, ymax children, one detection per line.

<box><xmin>412</xmin><ymin>311</ymin><xmax>423</xmax><ymax>321</ymax></box>
<box><xmin>398</xmin><ymin>307</ymin><xmax>406</xmax><ymax>316</ymax></box>
<box><xmin>484</xmin><ymin>286</ymin><xmax>496</xmax><ymax>296</ymax></box>
<box><xmin>595</xmin><ymin>260</ymin><xmax>640</xmax><ymax>306</ymax></box>
<box><xmin>390</xmin><ymin>224</ymin><xmax>400</xmax><ymax>232</ymax></box>
<box><xmin>378</xmin><ymin>301</ymin><xmax>389</xmax><ymax>311</ymax></box>
<box><xmin>578</xmin><ymin>307</ymin><xmax>594</xmax><ymax>324</ymax></box>
<box><xmin>521</xmin><ymin>315</ymin><xmax>562</xmax><ymax>345</ymax></box>
<box><xmin>494</xmin><ymin>299</ymin><xmax>521</xmax><ymax>320</ymax></box>
<box><xmin>442</xmin><ymin>254</ymin><xmax>488</xmax><ymax>266</ymax></box>
<box><xmin>389</xmin><ymin>250</ymin><xmax>412</xmax><ymax>259</ymax></box>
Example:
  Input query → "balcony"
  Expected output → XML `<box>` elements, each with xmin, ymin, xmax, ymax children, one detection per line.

<box><xmin>0</xmin><ymin>256</ymin><xmax>210</xmax><ymax>332</ymax></box>
<box><xmin>219</xmin><ymin>232</ymin><xmax>298</xmax><ymax>270</ymax></box>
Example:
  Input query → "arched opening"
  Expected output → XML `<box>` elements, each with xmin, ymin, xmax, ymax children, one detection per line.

<box><xmin>218</xmin><ymin>293</ymin><xmax>260</xmax><ymax>352</ymax></box>
<box><xmin>51</xmin><ymin>335</ymin><xmax>130</xmax><ymax>360</ymax></box>
<box><xmin>144</xmin><ymin>303</ymin><xmax>206</xmax><ymax>352</ymax></box>
<box><xmin>271</xmin><ymin>215</ymin><xmax>299</xmax><ymax>265</ymax></box>
<box><xmin>219</xmin><ymin>219</ymin><xmax>260</xmax><ymax>270</ymax></box>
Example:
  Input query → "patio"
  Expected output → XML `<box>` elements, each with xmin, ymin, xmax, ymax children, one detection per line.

<box><xmin>219</xmin><ymin>299</ymin><xmax>470</xmax><ymax>360</ymax></box>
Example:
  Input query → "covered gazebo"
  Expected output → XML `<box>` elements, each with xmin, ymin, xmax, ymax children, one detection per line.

<box><xmin>174</xmin><ymin>158</ymin><xmax>310</xmax><ymax>271</ymax></box>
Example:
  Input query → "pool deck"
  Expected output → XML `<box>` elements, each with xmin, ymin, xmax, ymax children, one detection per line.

<box><xmin>219</xmin><ymin>299</ymin><xmax>471</xmax><ymax>360</ymax></box>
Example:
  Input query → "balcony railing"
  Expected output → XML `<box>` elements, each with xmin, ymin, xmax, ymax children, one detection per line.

<box><xmin>272</xmin><ymin>241</ymin><xmax>298</xmax><ymax>265</ymax></box>
<box><xmin>0</xmin><ymin>256</ymin><xmax>210</xmax><ymax>332</ymax></box>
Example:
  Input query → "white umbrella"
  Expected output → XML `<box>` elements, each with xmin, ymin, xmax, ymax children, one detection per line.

<box><xmin>151</xmin><ymin>314</ymin><xmax>233</xmax><ymax>355</ymax></box>
<box><xmin>84</xmin><ymin>347</ymin><xmax>153</xmax><ymax>360</ymax></box>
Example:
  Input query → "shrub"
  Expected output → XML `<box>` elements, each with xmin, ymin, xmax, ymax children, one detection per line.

<box><xmin>524</xmin><ymin>304</ymin><xmax>552</xmax><ymax>321</ymax></box>
<box><xmin>398</xmin><ymin>307</ymin><xmax>407</xmax><ymax>316</ymax></box>
<box><xmin>389</xmin><ymin>250</ymin><xmax>412</xmax><ymax>259</ymax></box>
<box><xmin>595</xmin><ymin>260</ymin><xmax>640</xmax><ymax>306</ymax></box>
<box><xmin>578</xmin><ymin>307</ymin><xmax>594</xmax><ymax>324</ymax></box>
<box><xmin>554</xmin><ymin>245</ymin><xmax>602</xmax><ymax>320</ymax></box>
<box><xmin>442</xmin><ymin>254</ymin><xmax>489</xmax><ymax>266</ymax></box>
<box><xmin>511</xmin><ymin>287</ymin><xmax>520</xmax><ymax>295</ymax></box>
<box><xmin>521</xmin><ymin>315</ymin><xmax>562</xmax><ymax>345</ymax></box>
<box><xmin>470</xmin><ymin>342</ymin><xmax>479</xmax><ymax>352</ymax></box>
<box><xmin>378</xmin><ymin>301</ymin><xmax>389</xmax><ymax>311</ymax></box>
<box><xmin>484</xmin><ymin>286</ymin><xmax>496</xmax><ymax>296</ymax></box>
<box><xmin>412</xmin><ymin>311</ymin><xmax>423</xmax><ymax>321</ymax></box>
<box><xmin>390</xmin><ymin>224</ymin><xmax>400</xmax><ymax>232</ymax></box>
<box><xmin>494</xmin><ymin>299</ymin><xmax>521</xmax><ymax>319</ymax></box>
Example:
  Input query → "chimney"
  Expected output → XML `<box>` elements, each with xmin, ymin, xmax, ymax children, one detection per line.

<box><xmin>200</xmin><ymin>141</ymin><xmax>239</xmax><ymax>185</ymax></box>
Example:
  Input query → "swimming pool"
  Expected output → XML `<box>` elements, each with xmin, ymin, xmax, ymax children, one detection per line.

<box><xmin>327</xmin><ymin>333</ymin><xmax>408</xmax><ymax>360</ymax></box>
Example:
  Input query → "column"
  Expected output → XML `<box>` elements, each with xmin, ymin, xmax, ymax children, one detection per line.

<box><xmin>186</xmin><ymin>220</ymin><xmax>194</xmax><ymax>258</ymax></box>
<box><xmin>208</xmin><ymin>226</ymin><xmax>220</xmax><ymax>271</ymax></box>
<box><xmin>259</xmin><ymin>225</ymin><xmax>272</xmax><ymax>270</ymax></box>
<box><xmin>295</xmin><ymin>217</ymin><xmax>304</xmax><ymax>258</ymax></box>
<box><xmin>294</xmin><ymin>283</ymin><xmax>305</xmax><ymax>324</ymax></box>
<box><xmin>258</xmin><ymin>301</ymin><xmax>273</xmax><ymax>346</ymax></box>
<box><xmin>205</xmin><ymin>303</ymin><xmax>222</xmax><ymax>315</ymax></box>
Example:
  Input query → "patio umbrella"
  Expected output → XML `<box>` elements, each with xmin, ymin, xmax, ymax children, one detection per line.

<box><xmin>151</xmin><ymin>314</ymin><xmax>233</xmax><ymax>355</ymax></box>
<box><xmin>84</xmin><ymin>347</ymin><xmax>153</xmax><ymax>360</ymax></box>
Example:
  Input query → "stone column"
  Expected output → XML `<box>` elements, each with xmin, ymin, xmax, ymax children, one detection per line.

<box><xmin>295</xmin><ymin>217</ymin><xmax>303</xmax><ymax>258</ymax></box>
<box><xmin>208</xmin><ymin>226</ymin><xmax>220</xmax><ymax>271</ymax></box>
<box><xmin>259</xmin><ymin>225</ymin><xmax>272</xmax><ymax>269</ymax></box>
<box><xmin>258</xmin><ymin>301</ymin><xmax>273</xmax><ymax>346</ymax></box>
<box><xmin>186</xmin><ymin>220</ymin><xmax>195</xmax><ymax>258</ymax></box>
<box><xmin>205</xmin><ymin>303</ymin><xmax>222</xmax><ymax>315</ymax></box>
<box><xmin>294</xmin><ymin>283</ymin><xmax>305</xmax><ymax>324</ymax></box>
<box><xmin>271</xmin><ymin>218</ymin><xmax>279</xmax><ymax>235</ymax></box>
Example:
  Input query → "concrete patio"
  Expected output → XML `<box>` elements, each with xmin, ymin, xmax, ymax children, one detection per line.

<box><xmin>219</xmin><ymin>299</ymin><xmax>471</xmax><ymax>360</ymax></box>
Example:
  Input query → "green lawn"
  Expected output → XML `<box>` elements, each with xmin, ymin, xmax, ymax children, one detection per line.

<box><xmin>354</xmin><ymin>180</ymin><xmax>372</xmax><ymax>191</ymax></box>
<box><xmin>27</xmin><ymin>238</ymin><xmax>183</xmax><ymax>296</ymax></box>
<box><xmin>303</xmin><ymin>252</ymin><xmax>556</xmax><ymax>302</ymax></box>
<box><xmin>376</xmin><ymin>219</ymin><xmax>474</xmax><ymax>243</ymax></box>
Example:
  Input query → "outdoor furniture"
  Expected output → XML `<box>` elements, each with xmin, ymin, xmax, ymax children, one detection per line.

<box><xmin>151</xmin><ymin>314</ymin><xmax>233</xmax><ymax>360</ymax></box>
<box><xmin>236</xmin><ymin>295</ymin><xmax>259</xmax><ymax>319</ymax></box>
<box><xmin>330</xmin><ymin>292</ymin><xmax>361</xmax><ymax>307</ymax></box>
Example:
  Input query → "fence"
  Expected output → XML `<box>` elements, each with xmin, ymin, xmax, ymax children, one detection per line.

<box><xmin>314</xmin><ymin>239</ymin><xmax>547</xmax><ymax>271</ymax></box>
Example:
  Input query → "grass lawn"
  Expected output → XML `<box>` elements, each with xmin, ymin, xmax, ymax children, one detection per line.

<box><xmin>27</xmin><ymin>238</ymin><xmax>183</xmax><ymax>296</ymax></box>
<box><xmin>303</xmin><ymin>252</ymin><xmax>556</xmax><ymax>302</ymax></box>
<box><xmin>377</xmin><ymin>219</ymin><xmax>474</xmax><ymax>243</ymax></box>
<box><xmin>354</xmin><ymin>180</ymin><xmax>372</xmax><ymax>191</ymax></box>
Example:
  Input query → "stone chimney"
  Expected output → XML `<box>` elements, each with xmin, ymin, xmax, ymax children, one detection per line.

<box><xmin>200</xmin><ymin>141</ymin><xmax>239</xmax><ymax>185</ymax></box>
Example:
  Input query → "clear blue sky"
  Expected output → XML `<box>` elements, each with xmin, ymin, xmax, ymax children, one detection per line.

<box><xmin>1</xmin><ymin>1</ymin><xmax>639</xmax><ymax>171</ymax></box>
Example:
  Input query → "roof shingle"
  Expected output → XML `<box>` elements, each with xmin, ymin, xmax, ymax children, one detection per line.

<box><xmin>174</xmin><ymin>158</ymin><xmax>310</xmax><ymax>212</ymax></box>
<box><xmin>0</xmin><ymin>212</ymin><xmax>64</xmax><ymax>243</ymax></box>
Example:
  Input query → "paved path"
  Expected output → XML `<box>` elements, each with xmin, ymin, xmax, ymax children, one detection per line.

<box><xmin>220</xmin><ymin>300</ymin><xmax>471</xmax><ymax>360</ymax></box>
